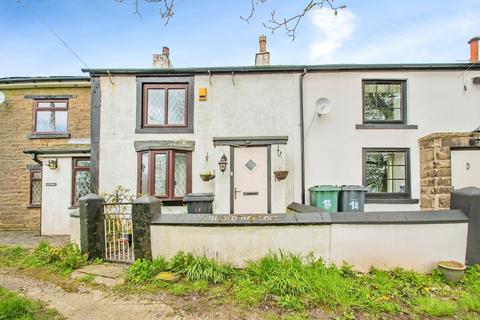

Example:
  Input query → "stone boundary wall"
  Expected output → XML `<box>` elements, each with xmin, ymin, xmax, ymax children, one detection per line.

<box><xmin>419</xmin><ymin>132</ymin><xmax>472</xmax><ymax>210</ymax></box>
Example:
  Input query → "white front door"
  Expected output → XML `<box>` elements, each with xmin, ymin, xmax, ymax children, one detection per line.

<box><xmin>452</xmin><ymin>149</ymin><xmax>480</xmax><ymax>190</ymax></box>
<box><xmin>233</xmin><ymin>146</ymin><xmax>269</xmax><ymax>213</ymax></box>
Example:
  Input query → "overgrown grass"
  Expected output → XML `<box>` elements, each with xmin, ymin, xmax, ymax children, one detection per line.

<box><xmin>0</xmin><ymin>287</ymin><xmax>61</xmax><ymax>320</ymax></box>
<box><xmin>0</xmin><ymin>241</ymin><xmax>88</xmax><ymax>276</ymax></box>
<box><xmin>124</xmin><ymin>251</ymin><xmax>480</xmax><ymax>318</ymax></box>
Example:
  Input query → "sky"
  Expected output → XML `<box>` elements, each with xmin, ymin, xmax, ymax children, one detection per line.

<box><xmin>0</xmin><ymin>0</ymin><xmax>479</xmax><ymax>77</ymax></box>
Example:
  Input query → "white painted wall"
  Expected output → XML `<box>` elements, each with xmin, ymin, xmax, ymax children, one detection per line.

<box><xmin>41</xmin><ymin>157</ymin><xmax>76</xmax><ymax>235</ymax></box>
<box><xmin>303</xmin><ymin>70</ymin><xmax>480</xmax><ymax>211</ymax></box>
<box><xmin>151</xmin><ymin>225</ymin><xmax>331</xmax><ymax>267</ymax></box>
<box><xmin>70</xmin><ymin>213</ymin><xmax>80</xmax><ymax>246</ymax></box>
<box><xmin>98</xmin><ymin>74</ymin><xmax>301</xmax><ymax>212</ymax></box>
<box><xmin>150</xmin><ymin>222</ymin><xmax>468</xmax><ymax>272</ymax></box>
<box><xmin>451</xmin><ymin>149</ymin><xmax>480</xmax><ymax>189</ymax></box>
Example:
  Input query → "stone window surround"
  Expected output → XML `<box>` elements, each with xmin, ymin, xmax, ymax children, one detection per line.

<box><xmin>135</xmin><ymin>76</ymin><xmax>194</xmax><ymax>134</ymax></box>
<box><xmin>137</xmin><ymin>149</ymin><xmax>192</xmax><ymax>201</ymax></box>
<box><xmin>362</xmin><ymin>147</ymin><xmax>418</xmax><ymax>204</ymax></box>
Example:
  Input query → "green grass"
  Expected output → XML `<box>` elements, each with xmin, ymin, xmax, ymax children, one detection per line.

<box><xmin>0</xmin><ymin>287</ymin><xmax>61</xmax><ymax>320</ymax></box>
<box><xmin>123</xmin><ymin>251</ymin><xmax>480</xmax><ymax>318</ymax></box>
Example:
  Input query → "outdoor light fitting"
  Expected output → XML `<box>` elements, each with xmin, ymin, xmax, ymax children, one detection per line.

<box><xmin>47</xmin><ymin>159</ymin><xmax>58</xmax><ymax>170</ymax></box>
<box><xmin>218</xmin><ymin>154</ymin><xmax>228</xmax><ymax>173</ymax></box>
<box><xmin>470</xmin><ymin>126</ymin><xmax>480</xmax><ymax>146</ymax></box>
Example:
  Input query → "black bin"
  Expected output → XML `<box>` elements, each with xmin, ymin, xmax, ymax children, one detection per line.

<box><xmin>450</xmin><ymin>187</ymin><xmax>480</xmax><ymax>265</ymax></box>
<box><xmin>183</xmin><ymin>193</ymin><xmax>214</xmax><ymax>214</ymax></box>
<box><xmin>339</xmin><ymin>185</ymin><xmax>369</xmax><ymax>212</ymax></box>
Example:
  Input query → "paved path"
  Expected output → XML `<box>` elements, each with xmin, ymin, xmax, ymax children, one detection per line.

<box><xmin>0</xmin><ymin>231</ymin><xmax>69</xmax><ymax>248</ymax></box>
<box><xmin>0</xmin><ymin>271</ymin><xmax>181</xmax><ymax>320</ymax></box>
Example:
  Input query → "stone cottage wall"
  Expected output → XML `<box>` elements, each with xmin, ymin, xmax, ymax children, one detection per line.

<box><xmin>419</xmin><ymin>132</ymin><xmax>472</xmax><ymax>210</ymax></box>
<box><xmin>0</xmin><ymin>86</ymin><xmax>90</xmax><ymax>231</ymax></box>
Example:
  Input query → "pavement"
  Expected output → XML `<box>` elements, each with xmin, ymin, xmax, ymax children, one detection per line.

<box><xmin>0</xmin><ymin>231</ymin><xmax>69</xmax><ymax>248</ymax></box>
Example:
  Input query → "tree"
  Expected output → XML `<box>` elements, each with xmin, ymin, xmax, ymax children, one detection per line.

<box><xmin>114</xmin><ymin>0</ymin><xmax>346</xmax><ymax>40</ymax></box>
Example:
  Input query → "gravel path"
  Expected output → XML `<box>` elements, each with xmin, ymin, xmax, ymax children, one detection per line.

<box><xmin>0</xmin><ymin>271</ymin><xmax>181</xmax><ymax>320</ymax></box>
<box><xmin>0</xmin><ymin>231</ymin><xmax>68</xmax><ymax>248</ymax></box>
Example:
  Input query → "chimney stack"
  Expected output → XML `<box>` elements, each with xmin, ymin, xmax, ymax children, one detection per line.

<box><xmin>255</xmin><ymin>35</ymin><xmax>270</xmax><ymax>66</ymax></box>
<box><xmin>469</xmin><ymin>37</ymin><xmax>479</xmax><ymax>63</ymax></box>
<box><xmin>153</xmin><ymin>46</ymin><xmax>172</xmax><ymax>68</ymax></box>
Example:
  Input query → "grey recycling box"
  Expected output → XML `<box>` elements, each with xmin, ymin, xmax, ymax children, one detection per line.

<box><xmin>339</xmin><ymin>185</ymin><xmax>369</xmax><ymax>212</ymax></box>
<box><xmin>183</xmin><ymin>193</ymin><xmax>215</xmax><ymax>214</ymax></box>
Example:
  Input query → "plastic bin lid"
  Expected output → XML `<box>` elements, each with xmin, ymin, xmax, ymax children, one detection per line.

<box><xmin>308</xmin><ymin>185</ymin><xmax>341</xmax><ymax>191</ymax></box>
<box><xmin>183</xmin><ymin>192</ymin><xmax>215</xmax><ymax>202</ymax></box>
<box><xmin>341</xmin><ymin>185</ymin><xmax>369</xmax><ymax>191</ymax></box>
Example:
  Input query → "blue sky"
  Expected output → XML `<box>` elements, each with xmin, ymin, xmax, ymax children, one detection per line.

<box><xmin>0</xmin><ymin>0</ymin><xmax>479</xmax><ymax>77</ymax></box>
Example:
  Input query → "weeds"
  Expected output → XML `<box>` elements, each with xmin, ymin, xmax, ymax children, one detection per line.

<box><xmin>0</xmin><ymin>287</ymin><xmax>61</xmax><ymax>320</ymax></box>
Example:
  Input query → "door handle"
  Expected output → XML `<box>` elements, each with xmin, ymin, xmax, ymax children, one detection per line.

<box><xmin>234</xmin><ymin>187</ymin><xmax>242</xmax><ymax>199</ymax></box>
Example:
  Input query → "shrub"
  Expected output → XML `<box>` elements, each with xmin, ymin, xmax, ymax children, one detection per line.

<box><xmin>29</xmin><ymin>241</ymin><xmax>87</xmax><ymax>274</ymax></box>
<box><xmin>126</xmin><ymin>257</ymin><xmax>168</xmax><ymax>284</ymax></box>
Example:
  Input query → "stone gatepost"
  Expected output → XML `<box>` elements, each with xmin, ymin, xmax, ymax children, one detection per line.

<box><xmin>132</xmin><ymin>195</ymin><xmax>161</xmax><ymax>260</ymax></box>
<box><xmin>79</xmin><ymin>194</ymin><xmax>105</xmax><ymax>259</ymax></box>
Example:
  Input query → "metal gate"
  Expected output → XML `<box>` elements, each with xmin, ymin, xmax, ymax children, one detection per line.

<box><xmin>103</xmin><ymin>203</ymin><xmax>134</xmax><ymax>263</ymax></box>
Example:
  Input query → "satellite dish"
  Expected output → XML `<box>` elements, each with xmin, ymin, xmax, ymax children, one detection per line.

<box><xmin>0</xmin><ymin>91</ymin><xmax>5</xmax><ymax>105</ymax></box>
<box><xmin>315</xmin><ymin>97</ymin><xmax>332</xmax><ymax>116</ymax></box>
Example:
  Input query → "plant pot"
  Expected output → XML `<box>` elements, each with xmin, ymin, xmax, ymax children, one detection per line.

<box><xmin>274</xmin><ymin>170</ymin><xmax>289</xmax><ymax>181</ymax></box>
<box><xmin>438</xmin><ymin>260</ymin><xmax>466</xmax><ymax>282</ymax></box>
<box><xmin>200</xmin><ymin>173</ymin><xmax>215</xmax><ymax>181</ymax></box>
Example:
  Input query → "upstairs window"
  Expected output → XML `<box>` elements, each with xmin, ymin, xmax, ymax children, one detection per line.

<box><xmin>363</xmin><ymin>148</ymin><xmax>410</xmax><ymax>199</ymax></box>
<box><xmin>363</xmin><ymin>80</ymin><xmax>406</xmax><ymax>123</ymax></box>
<box><xmin>142</xmin><ymin>84</ymin><xmax>188</xmax><ymax>127</ymax></box>
<box><xmin>34</xmin><ymin>100</ymin><xmax>68</xmax><ymax>133</ymax></box>
<box><xmin>138</xmin><ymin>150</ymin><xmax>192</xmax><ymax>200</ymax></box>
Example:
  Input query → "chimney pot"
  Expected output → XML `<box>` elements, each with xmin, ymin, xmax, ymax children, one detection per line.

<box><xmin>255</xmin><ymin>35</ymin><xmax>270</xmax><ymax>66</ymax></box>
<box><xmin>469</xmin><ymin>37</ymin><xmax>479</xmax><ymax>63</ymax></box>
<box><xmin>153</xmin><ymin>46</ymin><xmax>172</xmax><ymax>68</ymax></box>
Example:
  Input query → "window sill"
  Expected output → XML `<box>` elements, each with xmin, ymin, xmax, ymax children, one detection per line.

<box><xmin>27</xmin><ymin>204</ymin><xmax>41</xmax><ymax>209</ymax></box>
<box><xmin>356</xmin><ymin>124</ymin><xmax>418</xmax><ymax>130</ymax></box>
<box><xmin>29</xmin><ymin>133</ymin><xmax>70</xmax><ymax>139</ymax></box>
<box><xmin>365</xmin><ymin>198</ymin><xmax>419</xmax><ymax>204</ymax></box>
<box><xmin>135</xmin><ymin>127</ymin><xmax>193</xmax><ymax>134</ymax></box>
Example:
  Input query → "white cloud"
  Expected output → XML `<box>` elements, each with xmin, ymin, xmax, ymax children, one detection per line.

<box><xmin>309</xmin><ymin>7</ymin><xmax>355</xmax><ymax>61</ymax></box>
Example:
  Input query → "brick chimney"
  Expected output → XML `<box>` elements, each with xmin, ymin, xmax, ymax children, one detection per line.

<box><xmin>255</xmin><ymin>35</ymin><xmax>270</xmax><ymax>66</ymax></box>
<box><xmin>469</xmin><ymin>37</ymin><xmax>479</xmax><ymax>63</ymax></box>
<box><xmin>153</xmin><ymin>46</ymin><xmax>172</xmax><ymax>68</ymax></box>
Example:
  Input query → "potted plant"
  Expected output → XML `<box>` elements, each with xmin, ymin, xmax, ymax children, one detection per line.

<box><xmin>274</xmin><ymin>170</ymin><xmax>289</xmax><ymax>181</ymax></box>
<box><xmin>200</xmin><ymin>170</ymin><xmax>215</xmax><ymax>181</ymax></box>
<box><xmin>438</xmin><ymin>260</ymin><xmax>466</xmax><ymax>282</ymax></box>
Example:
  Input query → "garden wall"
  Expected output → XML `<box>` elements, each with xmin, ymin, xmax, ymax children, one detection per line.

<box><xmin>150</xmin><ymin>210</ymin><xmax>468</xmax><ymax>273</ymax></box>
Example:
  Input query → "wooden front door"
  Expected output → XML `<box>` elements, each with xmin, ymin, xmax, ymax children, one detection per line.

<box><xmin>233</xmin><ymin>146</ymin><xmax>269</xmax><ymax>213</ymax></box>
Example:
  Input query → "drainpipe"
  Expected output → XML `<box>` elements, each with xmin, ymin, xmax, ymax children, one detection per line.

<box><xmin>299</xmin><ymin>68</ymin><xmax>308</xmax><ymax>204</ymax></box>
<box><xmin>30</xmin><ymin>152</ymin><xmax>42</xmax><ymax>165</ymax></box>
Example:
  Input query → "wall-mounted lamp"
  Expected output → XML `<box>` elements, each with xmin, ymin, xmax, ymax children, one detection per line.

<box><xmin>470</xmin><ymin>126</ymin><xmax>480</xmax><ymax>146</ymax></box>
<box><xmin>47</xmin><ymin>159</ymin><xmax>58</xmax><ymax>170</ymax></box>
<box><xmin>218</xmin><ymin>154</ymin><xmax>228</xmax><ymax>173</ymax></box>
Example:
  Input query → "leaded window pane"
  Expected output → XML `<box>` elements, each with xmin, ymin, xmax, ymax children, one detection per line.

<box><xmin>141</xmin><ymin>153</ymin><xmax>149</xmax><ymax>194</ymax></box>
<box><xmin>31</xmin><ymin>180</ymin><xmax>41</xmax><ymax>204</ymax></box>
<box><xmin>174</xmin><ymin>153</ymin><xmax>187</xmax><ymax>197</ymax></box>
<box><xmin>36</xmin><ymin>110</ymin><xmax>67</xmax><ymax>132</ymax></box>
<box><xmin>167</xmin><ymin>89</ymin><xmax>186</xmax><ymax>125</ymax></box>
<box><xmin>147</xmin><ymin>89</ymin><xmax>165</xmax><ymax>125</ymax></box>
<box><xmin>74</xmin><ymin>171</ymin><xmax>90</xmax><ymax>203</ymax></box>
<box><xmin>76</xmin><ymin>160</ymin><xmax>91</xmax><ymax>167</ymax></box>
<box><xmin>364</xmin><ymin>83</ymin><xmax>403</xmax><ymax>122</ymax></box>
<box><xmin>32</xmin><ymin>171</ymin><xmax>42</xmax><ymax>179</ymax></box>
<box><xmin>365</xmin><ymin>151</ymin><xmax>407</xmax><ymax>193</ymax></box>
<box><xmin>154</xmin><ymin>154</ymin><xmax>167</xmax><ymax>196</ymax></box>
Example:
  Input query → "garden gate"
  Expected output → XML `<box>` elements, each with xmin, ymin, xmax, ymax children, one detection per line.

<box><xmin>103</xmin><ymin>202</ymin><xmax>134</xmax><ymax>263</ymax></box>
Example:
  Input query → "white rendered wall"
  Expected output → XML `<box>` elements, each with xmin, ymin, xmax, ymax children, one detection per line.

<box><xmin>302</xmin><ymin>70</ymin><xmax>480</xmax><ymax>211</ymax></box>
<box><xmin>41</xmin><ymin>157</ymin><xmax>75</xmax><ymax>235</ymax></box>
<box><xmin>330</xmin><ymin>223</ymin><xmax>468</xmax><ymax>272</ymax></box>
<box><xmin>98</xmin><ymin>74</ymin><xmax>301</xmax><ymax>213</ymax></box>
<box><xmin>151</xmin><ymin>225</ymin><xmax>331</xmax><ymax>267</ymax></box>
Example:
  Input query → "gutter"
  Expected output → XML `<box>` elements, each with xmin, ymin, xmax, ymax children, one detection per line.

<box><xmin>300</xmin><ymin>68</ymin><xmax>308</xmax><ymax>204</ymax></box>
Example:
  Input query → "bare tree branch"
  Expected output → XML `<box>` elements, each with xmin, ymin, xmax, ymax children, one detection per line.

<box><xmin>115</xmin><ymin>0</ymin><xmax>175</xmax><ymax>24</ymax></box>
<box><xmin>263</xmin><ymin>0</ymin><xmax>346</xmax><ymax>40</ymax></box>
